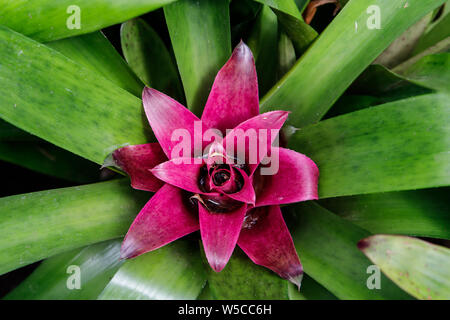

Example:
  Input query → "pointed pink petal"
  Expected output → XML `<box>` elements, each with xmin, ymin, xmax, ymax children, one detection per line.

<box><xmin>201</xmin><ymin>41</ymin><xmax>259</xmax><ymax>133</ymax></box>
<box><xmin>199</xmin><ymin>203</ymin><xmax>247</xmax><ymax>272</ymax></box>
<box><xmin>143</xmin><ymin>87</ymin><xmax>202</xmax><ymax>159</ymax></box>
<box><xmin>224</xmin><ymin>111</ymin><xmax>289</xmax><ymax>174</ymax></box>
<box><xmin>121</xmin><ymin>184</ymin><xmax>198</xmax><ymax>259</ymax></box>
<box><xmin>151</xmin><ymin>159</ymin><xmax>204</xmax><ymax>194</ymax></box>
<box><xmin>112</xmin><ymin>143</ymin><xmax>167</xmax><ymax>192</ymax></box>
<box><xmin>255</xmin><ymin>147</ymin><xmax>319</xmax><ymax>207</ymax></box>
<box><xmin>238</xmin><ymin>206</ymin><xmax>303</xmax><ymax>288</ymax></box>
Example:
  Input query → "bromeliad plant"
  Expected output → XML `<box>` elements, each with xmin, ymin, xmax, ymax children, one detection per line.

<box><xmin>0</xmin><ymin>0</ymin><xmax>449</xmax><ymax>300</ymax></box>
<box><xmin>114</xmin><ymin>42</ymin><xmax>318</xmax><ymax>287</ymax></box>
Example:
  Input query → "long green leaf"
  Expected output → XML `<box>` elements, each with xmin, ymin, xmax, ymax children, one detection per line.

<box><xmin>320</xmin><ymin>188</ymin><xmax>450</xmax><ymax>239</ymax></box>
<box><xmin>373</xmin><ymin>13</ymin><xmax>432</xmax><ymax>68</ymax></box>
<box><xmin>0</xmin><ymin>0</ymin><xmax>176</xmax><ymax>42</ymax></box>
<box><xmin>394</xmin><ymin>37</ymin><xmax>450</xmax><ymax>72</ymax></box>
<box><xmin>164</xmin><ymin>0</ymin><xmax>231</xmax><ymax>115</ymax></box>
<box><xmin>273</xmin><ymin>9</ymin><xmax>317</xmax><ymax>56</ymax></box>
<box><xmin>261</xmin><ymin>0</ymin><xmax>446</xmax><ymax>127</ymax></box>
<box><xmin>413</xmin><ymin>2</ymin><xmax>450</xmax><ymax>54</ymax></box>
<box><xmin>46</xmin><ymin>31</ymin><xmax>143</xmax><ymax>97</ymax></box>
<box><xmin>253</xmin><ymin>0</ymin><xmax>302</xmax><ymax>19</ymax></box>
<box><xmin>286</xmin><ymin>202</ymin><xmax>411</xmax><ymax>299</ymax></box>
<box><xmin>4</xmin><ymin>240</ymin><xmax>123</xmax><ymax>300</ymax></box>
<box><xmin>207</xmin><ymin>247</ymin><xmax>289</xmax><ymax>299</ymax></box>
<box><xmin>398</xmin><ymin>53</ymin><xmax>450</xmax><ymax>92</ymax></box>
<box><xmin>287</xmin><ymin>275</ymin><xmax>337</xmax><ymax>300</ymax></box>
<box><xmin>289</xmin><ymin>94</ymin><xmax>450</xmax><ymax>198</ymax></box>
<box><xmin>120</xmin><ymin>19</ymin><xmax>183</xmax><ymax>100</ymax></box>
<box><xmin>247</xmin><ymin>5</ymin><xmax>279</xmax><ymax>96</ymax></box>
<box><xmin>0</xmin><ymin>179</ymin><xmax>147</xmax><ymax>275</ymax></box>
<box><xmin>0</xmin><ymin>142</ymin><xmax>101</xmax><ymax>183</ymax></box>
<box><xmin>98</xmin><ymin>241</ymin><xmax>206</xmax><ymax>300</ymax></box>
<box><xmin>0</xmin><ymin>119</ymin><xmax>35</xmax><ymax>141</ymax></box>
<box><xmin>0</xmin><ymin>26</ymin><xmax>151</xmax><ymax>164</ymax></box>
<box><xmin>359</xmin><ymin>235</ymin><xmax>450</xmax><ymax>300</ymax></box>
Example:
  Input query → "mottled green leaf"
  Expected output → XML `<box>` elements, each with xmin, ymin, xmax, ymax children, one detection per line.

<box><xmin>320</xmin><ymin>188</ymin><xmax>450</xmax><ymax>239</ymax></box>
<box><xmin>359</xmin><ymin>235</ymin><xmax>450</xmax><ymax>300</ymax></box>
<box><xmin>164</xmin><ymin>0</ymin><xmax>231</xmax><ymax>115</ymax></box>
<box><xmin>120</xmin><ymin>19</ymin><xmax>183</xmax><ymax>101</ymax></box>
<box><xmin>0</xmin><ymin>142</ymin><xmax>101</xmax><ymax>183</ymax></box>
<box><xmin>0</xmin><ymin>0</ymin><xmax>176</xmax><ymax>42</ymax></box>
<box><xmin>5</xmin><ymin>240</ymin><xmax>123</xmax><ymax>300</ymax></box>
<box><xmin>0</xmin><ymin>179</ymin><xmax>147</xmax><ymax>275</ymax></box>
<box><xmin>247</xmin><ymin>5</ymin><xmax>279</xmax><ymax>96</ymax></box>
<box><xmin>0</xmin><ymin>26</ymin><xmax>152</xmax><ymax>165</ymax></box>
<box><xmin>98</xmin><ymin>241</ymin><xmax>206</xmax><ymax>300</ymax></box>
<box><xmin>261</xmin><ymin>0</ymin><xmax>446</xmax><ymax>127</ymax></box>
<box><xmin>289</xmin><ymin>94</ymin><xmax>450</xmax><ymax>198</ymax></box>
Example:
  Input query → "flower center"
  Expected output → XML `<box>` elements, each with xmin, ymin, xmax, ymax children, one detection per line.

<box><xmin>212</xmin><ymin>170</ymin><xmax>230</xmax><ymax>186</ymax></box>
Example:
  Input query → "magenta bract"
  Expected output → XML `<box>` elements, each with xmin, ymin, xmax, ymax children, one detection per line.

<box><xmin>111</xmin><ymin>41</ymin><xmax>319</xmax><ymax>288</ymax></box>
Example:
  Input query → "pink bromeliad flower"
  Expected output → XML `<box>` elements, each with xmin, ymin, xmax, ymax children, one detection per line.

<box><xmin>111</xmin><ymin>42</ymin><xmax>319</xmax><ymax>288</ymax></box>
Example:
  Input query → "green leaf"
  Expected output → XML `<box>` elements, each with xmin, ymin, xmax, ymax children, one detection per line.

<box><xmin>272</xmin><ymin>9</ymin><xmax>317</xmax><ymax>56</ymax></box>
<box><xmin>359</xmin><ymin>235</ymin><xmax>450</xmax><ymax>300</ymax></box>
<box><xmin>289</xmin><ymin>93</ymin><xmax>450</xmax><ymax>198</ymax></box>
<box><xmin>261</xmin><ymin>0</ymin><xmax>446</xmax><ymax>127</ymax></box>
<box><xmin>373</xmin><ymin>13</ymin><xmax>432</xmax><ymax>68</ymax></box>
<box><xmin>285</xmin><ymin>202</ymin><xmax>411</xmax><ymax>299</ymax></box>
<box><xmin>247</xmin><ymin>5</ymin><xmax>279</xmax><ymax>96</ymax></box>
<box><xmin>398</xmin><ymin>53</ymin><xmax>450</xmax><ymax>92</ymax></box>
<box><xmin>0</xmin><ymin>179</ymin><xmax>147</xmax><ymax>275</ymax></box>
<box><xmin>287</xmin><ymin>275</ymin><xmax>337</xmax><ymax>300</ymax></box>
<box><xmin>4</xmin><ymin>240</ymin><xmax>124</xmax><ymax>300</ymax></box>
<box><xmin>320</xmin><ymin>188</ymin><xmax>450</xmax><ymax>240</ymax></box>
<box><xmin>98</xmin><ymin>241</ymin><xmax>206</xmax><ymax>300</ymax></box>
<box><xmin>207</xmin><ymin>247</ymin><xmax>289</xmax><ymax>299</ymax></box>
<box><xmin>0</xmin><ymin>141</ymin><xmax>101</xmax><ymax>183</ymax></box>
<box><xmin>413</xmin><ymin>2</ymin><xmax>450</xmax><ymax>54</ymax></box>
<box><xmin>120</xmin><ymin>19</ymin><xmax>183</xmax><ymax>100</ymax></box>
<box><xmin>394</xmin><ymin>37</ymin><xmax>450</xmax><ymax>72</ymax></box>
<box><xmin>253</xmin><ymin>0</ymin><xmax>302</xmax><ymax>19</ymax></box>
<box><xmin>0</xmin><ymin>0</ymin><xmax>177</xmax><ymax>42</ymax></box>
<box><xmin>294</xmin><ymin>0</ymin><xmax>310</xmax><ymax>13</ymax></box>
<box><xmin>0</xmin><ymin>119</ymin><xmax>36</xmax><ymax>141</ymax></box>
<box><xmin>0</xmin><ymin>26</ymin><xmax>152</xmax><ymax>165</ymax></box>
<box><xmin>277</xmin><ymin>32</ymin><xmax>297</xmax><ymax>79</ymax></box>
<box><xmin>46</xmin><ymin>31</ymin><xmax>143</xmax><ymax>97</ymax></box>
<box><xmin>164</xmin><ymin>0</ymin><xmax>231</xmax><ymax>115</ymax></box>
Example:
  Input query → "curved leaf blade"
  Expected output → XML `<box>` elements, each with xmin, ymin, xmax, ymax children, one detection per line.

<box><xmin>0</xmin><ymin>26</ymin><xmax>151</xmax><ymax>164</ymax></box>
<box><xmin>0</xmin><ymin>0</ymin><xmax>176</xmax><ymax>42</ymax></box>
<box><xmin>289</xmin><ymin>93</ymin><xmax>450</xmax><ymax>198</ymax></box>
<box><xmin>286</xmin><ymin>202</ymin><xmax>411</xmax><ymax>299</ymax></box>
<box><xmin>98</xmin><ymin>241</ymin><xmax>206</xmax><ymax>300</ymax></box>
<box><xmin>120</xmin><ymin>19</ymin><xmax>183</xmax><ymax>100</ymax></box>
<box><xmin>320</xmin><ymin>188</ymin><xmax>450</xmax><ymax>240</ymax></box>
<box><xmin>359</xmin><ymin>235</ymin><xmax>450</xmax><ymax>300</ymax></box>
<box><xmin>4</xmin><ymin>240</ymin><xmax>123</xmax><ymax>300</ymax></box>
<box><xmin>0</xmin><ymin>142</ymin><xmax>101</xmax><ymax>183</ymax></box>
<box><xmin>46</xmin><ymin>31</ymin><xmax>143</xmax><ymax>97</ymax></box>
<box><xmin>0</xmin><ymin>179</ymin><xmax>147</xmax><ymax>275</ymax></box>
<box><xmin>206</xmin><ymin>247</ymin><xmax>289</xmax><ymax>300</ymax></box>
<box><xmin>253</xmin><ymin>0</ymin><xmax>302</xmax><ymax>19</ymax></box>
<box><xmin>164</xmin><ymin>0</ymin><xmax>231</xmax><ymax>115</ymax></box>
<box><xmin>261</xmin><ymin>0</ymin><xmax>446</xmax><ymax>127</ymax></box>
